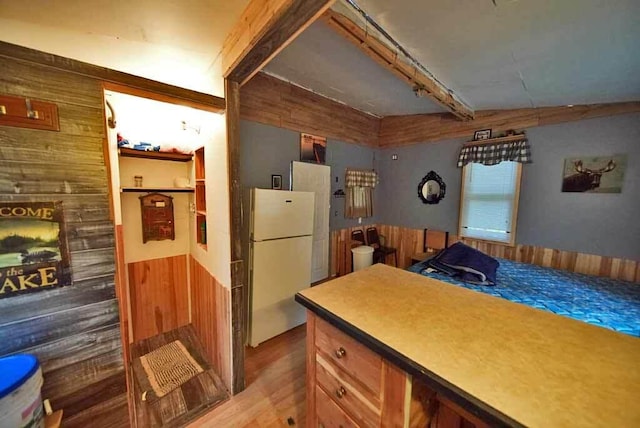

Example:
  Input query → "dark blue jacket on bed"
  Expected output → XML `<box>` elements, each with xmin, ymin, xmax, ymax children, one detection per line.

<box><xmin>425</xmin><ymin>242</ymin><xmax>499</xmax><ymax>285</ymax></box>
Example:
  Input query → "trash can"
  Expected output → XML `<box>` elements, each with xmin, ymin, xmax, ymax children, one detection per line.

<box><xmin>351</xmin><ymin>245</ymin><xmax>374</xmax><ymax>272</ymax></box>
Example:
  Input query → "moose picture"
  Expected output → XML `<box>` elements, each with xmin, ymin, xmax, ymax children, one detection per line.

<box><xmin>561</xmin><ymin>155</ymin><xmax>626</xmax><ymax>193</ymax></box>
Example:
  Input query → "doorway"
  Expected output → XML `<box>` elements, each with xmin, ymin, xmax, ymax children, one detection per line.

<box><xmin>103</xmin><ymin>86</ymin><xmax>230</xmax><ymax>426</ymax></box>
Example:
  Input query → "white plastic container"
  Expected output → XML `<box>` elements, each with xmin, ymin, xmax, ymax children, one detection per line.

<box><xmin>351</xmin><ymin>245</ymin><xmax>374</xmax><ymax>272</ymax></box>
<box><xmin>0</xmin><ymin>355</ymin><xmax>44</xmax><ymax>428</ymax></box>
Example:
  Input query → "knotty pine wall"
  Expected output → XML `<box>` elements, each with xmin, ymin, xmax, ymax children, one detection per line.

<box><xmin>0</xmin><ymin>56</ymin><xmax>128</xmax><ymax>426</ymax></box>
<box><xmin>330</xmin><ymin>225</ymin><xmax>640</xmax><ymax>282</ymax></box>
<box><xmin>241</xmin><ymin>72</ymin><xmax>379</xmax><ymax>147</ymax></box>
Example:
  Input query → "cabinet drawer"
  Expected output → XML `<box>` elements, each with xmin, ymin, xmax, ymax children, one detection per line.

<box><xmin>316</xmin><ymin>385</ymin><xmax>359</xmax><ymax>428</ymax></box>
<box><xmin>315</xmin><ymin>317</ymin><xmax>382</xmax><ymax>396</ymax></box>
<box><xmin>316</xmin><ymin>353</ymin><xmax>380</xmax><ymax>427</ymax></box>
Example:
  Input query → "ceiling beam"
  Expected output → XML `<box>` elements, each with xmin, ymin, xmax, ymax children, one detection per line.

<box><xmin>320</xmin><ymin>9</ymin><xmax>474</xmax><ymax>121</ymax></box>
<box><xmin>379</xmin><ymin>102</ymin><xmax>640</xmax><ymax>147</ymax></box>
<box><xmin>222</xmin><ymin>0</ymin><xmax>336</xmax><ymax>85</ymax></box>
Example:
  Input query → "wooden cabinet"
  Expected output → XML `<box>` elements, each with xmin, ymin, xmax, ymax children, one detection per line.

<box><xmin>306</xmin><ymin>312</ymin><xmax>488</xmax><ymax>428</ymax></box>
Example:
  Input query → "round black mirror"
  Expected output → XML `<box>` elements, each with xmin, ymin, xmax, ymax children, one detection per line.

<box><xmin>418</xmin><ymin>171</ymin><xmax>446</xmax><ymax>204</ymax></box>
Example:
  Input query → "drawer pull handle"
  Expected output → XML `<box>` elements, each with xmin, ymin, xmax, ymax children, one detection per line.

<box><xmin>335</xmin><ymin>347</ymin><xmax>346</xmax><ymax>358</ymax></box>
<box><xmin>335</xmin><ymin>386</ymin><xmax>347</xmax><ymax>399</ymax></box>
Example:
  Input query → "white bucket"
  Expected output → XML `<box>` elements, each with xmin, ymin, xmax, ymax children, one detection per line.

<box><xmin>351</xmin><ymin>245</ymin><xmax>374</xmax><ymax>272</ymax></box>
<box><xmin>0</xmin><ymin>355</ymin><xmax>44</xmax><ymax>428</ymax></box>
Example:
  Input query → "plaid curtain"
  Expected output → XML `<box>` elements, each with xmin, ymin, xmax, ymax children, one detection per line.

<box><xmin>345</xmin><ymin>169</ymin><xmax>377</xmax><ymax>218</ymax></box>
<box><xmin>345</xmin><ymin>169</ymin><xmax>378</xmax><ymax>188</ymax></box>
<box><xmin>457</xmin><ymin>139</ymin><xmax>532</xmax><ymax>167</ymax></box>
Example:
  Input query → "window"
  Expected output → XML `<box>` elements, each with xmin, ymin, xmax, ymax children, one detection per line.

<box><xmin>459</xmin><ymin>161</ymin><xmax>522</xmax><ymax>245</ymax></box>
<box><xmin>344</xmin><ymin>169</ymin><xmax>377</xmax><ymax>219</ymax></box>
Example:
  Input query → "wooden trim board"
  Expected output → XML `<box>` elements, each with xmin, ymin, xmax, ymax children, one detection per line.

<box><xmin>379</xmin><ymin>102</ymin><xmax>640</xmax><ymax>147</ymax></box>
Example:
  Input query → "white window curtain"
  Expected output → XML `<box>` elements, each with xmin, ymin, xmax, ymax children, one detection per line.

<box><xmin>345</xmin><ymin>169</ymin><xmax>378</xmax><ymax>219</ymax></box>
<box><xmin>459</xmin><ymin>161</ymin><xmax>521</xmax><ymax>244</ymax></box>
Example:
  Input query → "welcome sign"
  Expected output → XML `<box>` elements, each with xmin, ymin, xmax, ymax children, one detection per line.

<box><xmin>0</xmin><ymin>202</ymin><xmax>71</xmax><ymax>299</ymax></box>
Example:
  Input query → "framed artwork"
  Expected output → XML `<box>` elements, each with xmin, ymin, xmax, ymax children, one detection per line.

<box><xmin>300</xmin><ymin>133</ymin><xmax>327</xmax><ymax>164</ymax></box>
<box><xmin>271</xmin><ymin>174</ymin><xmax>282</xmax><ymax>190</ymax></box>
<box><xmin>473</xmin><ymin>129</ymin><xmax>492</xmax><ymax>140</ymax></box>
<box><xmin>0</xmin><ymin>201</ymin><xmax>71</xmax><ymax>299</ymax></box>
<box><xmin>561</xmin><ymin>154</ymin><xmax>626</xmax><ymax>193</ymax></box>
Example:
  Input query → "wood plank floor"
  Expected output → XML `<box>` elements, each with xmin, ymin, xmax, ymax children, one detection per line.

<box><xmin>189</xmin><ymin>325</ymin><xmax>307</xmax><ymax>427</ymax></box>
<box><xmin>132</xmin><ymin>324</ymin><xmax>230</xmax><ymax>427</ymax></box>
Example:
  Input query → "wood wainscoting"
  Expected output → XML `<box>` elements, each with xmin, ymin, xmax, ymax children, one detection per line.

<box><xmin>330</xmin><ymin>225</ymin><xmax>640</xmax><ymax>283</ymax></box>
<box><xmin>190</xmin><ymin>256</ymin><xmax>232</xmax><ymax>391</ymax></box>
<box><xmin>128</xmin><ymin>255</ymin><xmax>189</xmax><ymax>342</ymax></box>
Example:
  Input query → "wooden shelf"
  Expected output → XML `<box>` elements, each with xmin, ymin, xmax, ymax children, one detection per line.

<box><xmin>196</xmin><ymin>210</ymin><xmax>207</xmax><ymax>216</ymax></box>
<box><xmin>195</xmin><ymin>179</ymin><xmax>206</xmax><ymax>183</ymax></box>
<box><xmin>118</xmin><ymin>147</ymin><xmax>193</xmax><ymax>162</ymax></box>
<box><xmin>464</xmin><ymin>134</ymin><xmax>527</xmax><ymax>146</ymax></box>
<box><xmin>121</xmin><ymin>187</ymin><xmax>194</xmax><ymax>193</ymax></box>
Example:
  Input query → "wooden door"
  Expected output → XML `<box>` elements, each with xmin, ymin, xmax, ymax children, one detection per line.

<box><xmin>291</xmin><ymin>161</ymin><xmax>330</xmax><ymax>283</ymax></box>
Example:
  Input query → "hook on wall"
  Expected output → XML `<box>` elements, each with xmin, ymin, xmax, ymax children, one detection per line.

<box><xmin>105</xmin><ymin>99</ymin><xmax>117</xmax><ymax>129</ymax></box>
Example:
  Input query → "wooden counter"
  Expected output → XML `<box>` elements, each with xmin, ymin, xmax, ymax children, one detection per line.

<box><xmin>296</xmin><ymin>264</ymin><xmax>640</xmax><ymax>427</ymax></box>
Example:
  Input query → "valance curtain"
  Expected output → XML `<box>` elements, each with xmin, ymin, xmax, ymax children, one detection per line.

<box><xmin>345</xmin><ymin>169</ymin><xmax>378</xmax><ymax>219</ymax></box>
<box><xmin>457</xmin><ymin>138</ymin><xmax>532</xmax><ymax>167</ymax></box>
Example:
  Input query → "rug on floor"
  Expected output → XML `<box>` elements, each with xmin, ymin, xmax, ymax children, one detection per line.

<box><xmin>134</xmin><ymin>340</ymin><xmax>204</xmax><ymax>401</ymax></box>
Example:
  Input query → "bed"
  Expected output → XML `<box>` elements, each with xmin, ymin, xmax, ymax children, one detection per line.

<box><xmin>408</xmin><ymin>257</ymin><xmax>640</xmax><ymax>337</ymax></box>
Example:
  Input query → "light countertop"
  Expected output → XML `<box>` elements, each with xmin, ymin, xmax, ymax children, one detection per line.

<box><xmin>297</xmin><ymin>263</ymin><xmax>640</xmax><ymax>428</ymax></box>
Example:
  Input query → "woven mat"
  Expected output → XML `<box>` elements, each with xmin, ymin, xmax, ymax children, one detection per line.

<box><xmin>137</xmin><ymin>340</ymin><xmax>204</xmax><ymax>400</ymax></box>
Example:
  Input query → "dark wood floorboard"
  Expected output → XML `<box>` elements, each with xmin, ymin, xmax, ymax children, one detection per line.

<box><xmin>131</xmin><ymin>324</ymin><xmax>229</xmax><ymax>428</ymax></box>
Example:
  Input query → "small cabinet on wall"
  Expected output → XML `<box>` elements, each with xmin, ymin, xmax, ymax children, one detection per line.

<box><xmin>195</xmin><ymin>147</ymin><xmax>207</xmax><ymax>250</ymax></box>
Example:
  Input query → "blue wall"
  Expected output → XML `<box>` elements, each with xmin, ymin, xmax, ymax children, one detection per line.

<box><xmin>240</xmin><ymin>114</ymin><xmax>640</xmax><ymax>259</ymax></box>
<box><xmin>240</xmin><ymin>120</ymin><xmax>378</xmax><ymax>231</ymax></box>
<box><xmin>376</xmin><ymin>114</ymin><xmax>640</xmax><ymax>259</ymax></box>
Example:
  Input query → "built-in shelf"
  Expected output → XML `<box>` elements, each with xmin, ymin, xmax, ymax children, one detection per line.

<box><xmin>118</xmin><ymin>147</ymin><xmax>193</xmax><ymax>162</ymax></box>
<box><xmin>121</xmin><ymin>187</ymin><xmax>195</xmax><ymax>193</ymax></box>
<box><xmin>464</xmin><ymin>133</ymin><xmax>527</xmax><ymax>146</ymax></box>
<box><xmin>195</xmin><ymin>147</ymin><xmax>207</xmax><ymax>250</ymax></box>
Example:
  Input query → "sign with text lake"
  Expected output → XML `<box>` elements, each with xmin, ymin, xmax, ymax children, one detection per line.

<box><xmin>0</xmin><ymin>202</ymin><xmax>71</xmax><ymax>299</ymax></box>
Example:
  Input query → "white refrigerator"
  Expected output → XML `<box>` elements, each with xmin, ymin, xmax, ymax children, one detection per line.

<box><xmin>248</xmin><ymin>188</ymin><xmax>315</xmax><ymax>347</ymax></box>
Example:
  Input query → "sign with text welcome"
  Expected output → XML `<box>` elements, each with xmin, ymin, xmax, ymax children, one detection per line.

<box><xmin>0</xmin><ymin>202</ymin><xmax>71</xmax><ymax>299</ymax></box>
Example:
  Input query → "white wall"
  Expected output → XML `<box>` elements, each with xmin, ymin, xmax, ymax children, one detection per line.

<box><xmin>105</xmin><ymin>91</ymin><xmax>231</xmax><ymax>284</ymax></box>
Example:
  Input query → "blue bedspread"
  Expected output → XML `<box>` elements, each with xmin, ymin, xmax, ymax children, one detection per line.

<box><xmin>408</xmin><ymin>258</ymin><xmax>640</xmax><ymax>337</ymax></box>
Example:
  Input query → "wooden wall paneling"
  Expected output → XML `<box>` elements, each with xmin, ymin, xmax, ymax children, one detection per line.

<box><xmin>189</xmin><ymin>255</ymin><xmax>232</xmax><ymax>391</ymax></box>
<box><xmin>60</xmin><ymin>382</ymin><xmax>132</xmax><ymax>428</ymax></box>
<box><xmin>128</xmin><ymin>254</ymin><xmax>189</xmax><ymax>341</ymax></box>
<box><xmin>0</xmin><ymin>41</ymin><xmax>225</xmax><ymax>112</ymax></box>
<box><xmin>41</xmin><ymin>347</ymin><xmax>124</xmax><ymax>403</ymax></box>
<box><xmin>330</xmin><ymin>225</ymin><xmax>639</xmax><ymax>282</ymax></box>
<box><xmin>225</xmin><ymin>76</ymin><xmax>246</xmax><ymax>394</ymax></box>
<box><xmin>241</xmin><ymin>72</ymin><xmax>380</xmax><ymax>147</ymax></box>
<box><xmin>379</xmin><ymin>102</ymin><xmax>640</xmax><ymax>147</ymax></box>
<box><xmin>217</xmin><ymin>281</ymin><xmax>232</xmax><ymax>391</ymax></box>
<box><xmin>222</xmin><ymin>0</ymin><xmax>336</xmax><ymax>84</ymax></box>
<box><xmin>0</xmin><ymin>276</ymin><xmax>115</xmax><ymax>325</ymax></box>
<box><xmin>190</xmin><ymin>255</ymin><xmax>217</xmax><ymax>363</ymax></box>
<box><xmin>0</xmin><ymin>299</ymin><xmax>120</xmax><ymax>356</ymax></box>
